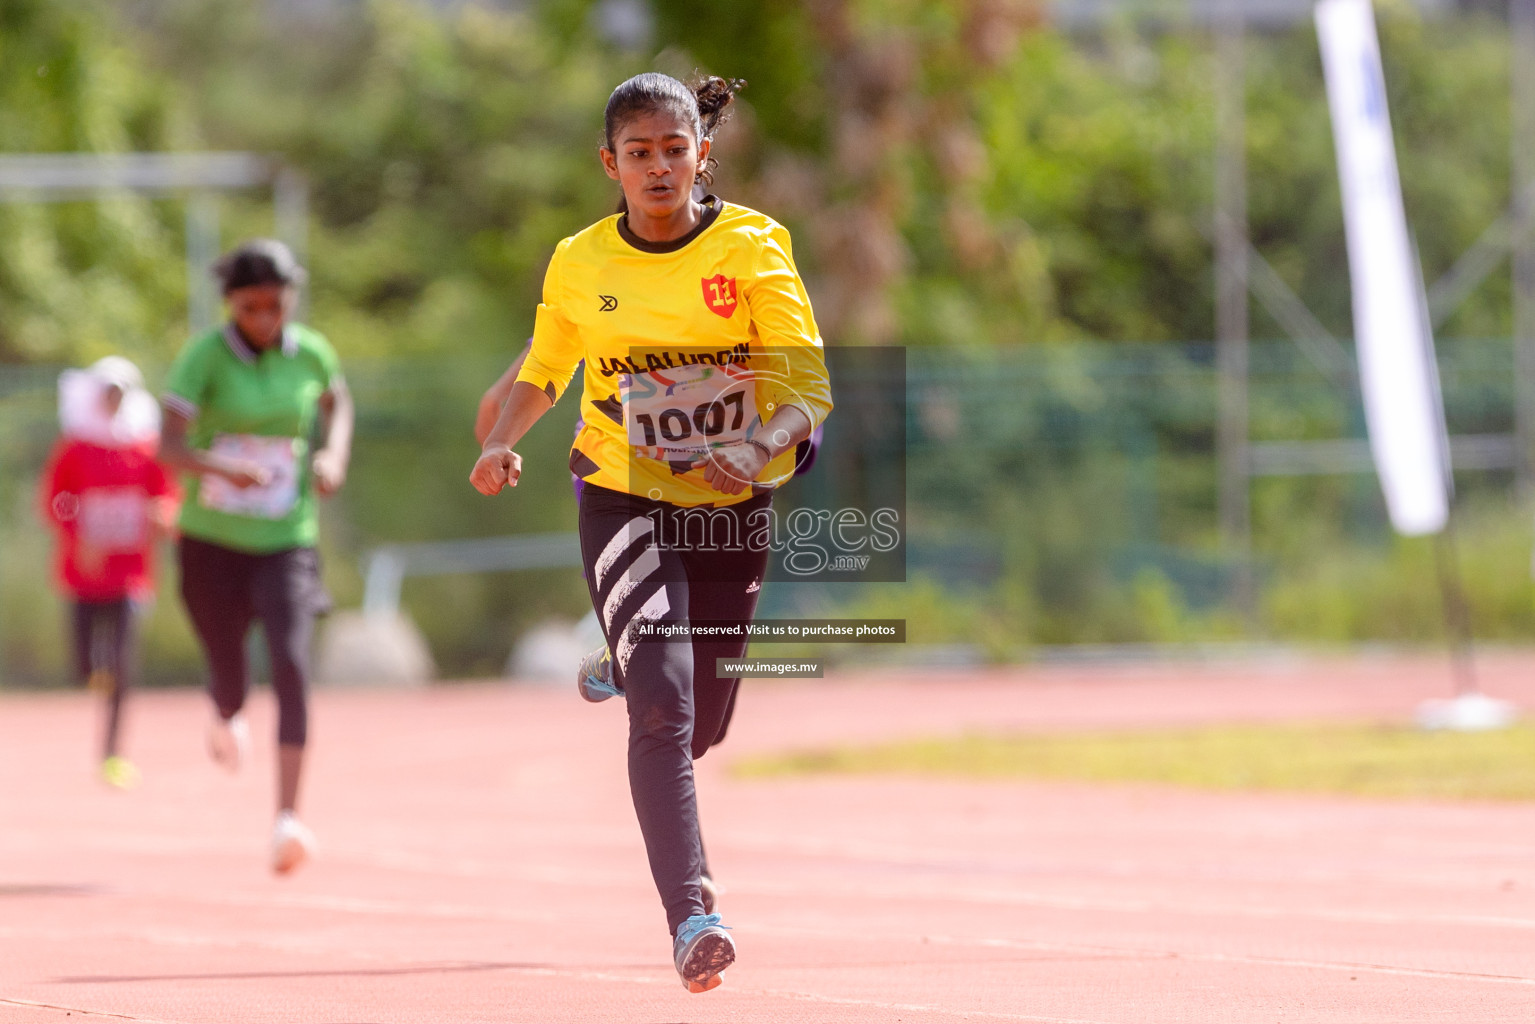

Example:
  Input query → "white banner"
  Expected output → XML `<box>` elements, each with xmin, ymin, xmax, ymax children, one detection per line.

<box><xmin>1316</xmin><ymin>0</ymin><xmax>1450</xmax><ymax>536</ymax></box>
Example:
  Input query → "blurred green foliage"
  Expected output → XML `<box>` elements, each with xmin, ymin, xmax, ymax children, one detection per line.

<box><xmin>790</xmin><ymin>340</ymin><xmax>1532</xmax><ymax>663</ymax></box>
<box><xmin>0</xmin><ymin>0</ymin><xmax>190</xmax><ymax>362</ymax></box>
<box><xmin>0</xmin><ymin>0</ymin><xmax>1518</xmax><ymax>362</ymax></box>
<box><xmin>0</xmin><ymin>1</ymin><xmax>1532</xmax><ymax>681</ymax></box>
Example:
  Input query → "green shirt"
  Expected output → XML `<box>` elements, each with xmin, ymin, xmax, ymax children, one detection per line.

<box><xmin>162</xmin><ymin>323</ymin><xmax>341</xmax><ymax>554</ymax></box>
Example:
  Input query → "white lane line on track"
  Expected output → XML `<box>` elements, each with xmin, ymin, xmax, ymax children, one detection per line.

<box><xmin>1172</xmin><ymin>948</ymin><xmax>1535</xmax><ymax>986</ymax></box>
<box><xmin>41</xmin><ymin>877</ymin><xmax>636</xmax><ymax>931</ymax></box>
<box><xmin>720</xmin><ymin>828</ymin><xmax>1535</xmax><ymax>888</ymax></box>
<box><xmin>147</xmin><ymin>879</ymin><xmax>1535</xmax><ymax>947</ymax></box>
<box><xmin>18</xmin><ymin>842</ymin><xmax>1535</xmax><ymax>939</ymax></box>
<box><xmin>0</xmin><ymin>923</ymin><xmax>384</xmax><ymax>962</ymax></box>
<box><xmin>14</xmin><ymin>908</ymin><xmax>1533</xmax><ymax>1001</ymax></box>
<box><xmin>383</xmin><ymin>964</ymin><xmax>1122</xmax><ymax>1023</ymax></box>
<box><xmin>0</xmin><ymin>996</ymin><xmax>187</xmax><ymax>1023</ymax></box>
<box><xmin>9</xmin><ymin>956</ymin><xmax>1114</xmax><ymax>1024</ymax></box>
<box><xmin>36</xmin><ymin>833</ymin><xmax>1535</xmax><ymax>938</ymax></box>
<box><xmin>114</xmin><ymin>875</ymin><xmax>1534</xmax><ymax>951</ymax></box>
<box><xmin>61</xmin><ymin>873</ymin><xmax>1535</xmax><ymax>982</ymax></box>
<box><xmin>743</xmin><ymin>986</ymin><xmax>1120</xmax><ymax>1023</ymax></box>
<box><xmin>16</xmin><ymin>871</ymin><xmax>1534</xmax><ymax>1004</ymax></box>
<box><xmin>137</xmin><ymin>887</ymin><xmax>569</xmax><ymax>926</ymax></box>
<box><xmin>886</xmin><ymin>931</ymin><xmax>1535</xmax><ymax>988</ymax></box>
<box><xmin>734</xmin><ymin>875</ymin><xmax>1535</xmax><ymax>933</ymax></box>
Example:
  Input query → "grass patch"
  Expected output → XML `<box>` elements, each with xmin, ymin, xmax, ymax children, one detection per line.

<box><xmin>734</xmin><ymin>722</ymin><xmax>1535</xmax><ymax>800</ymax></box>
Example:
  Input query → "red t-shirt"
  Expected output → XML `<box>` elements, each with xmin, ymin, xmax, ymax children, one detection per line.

<box><xmin>39</xmin><ymin>438</ymin><xmax>178</xmax><ymax>601</ymax></box>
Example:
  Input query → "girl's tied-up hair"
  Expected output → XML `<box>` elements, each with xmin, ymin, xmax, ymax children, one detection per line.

<box><xmin>212</xmin><ymin>239</ymin><xmax>307</xmax><ymax>295</ymax></box>
<box><xmin>603</xmin><ymin>73</ymin><xmax>746</xmax><ymax>188</ymax></box>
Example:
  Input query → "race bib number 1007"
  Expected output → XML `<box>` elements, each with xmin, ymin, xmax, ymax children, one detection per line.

<box><xmin>621</xmin><ymin>363</ymin><xmax>759</xmax><ymax>462</ymax></box>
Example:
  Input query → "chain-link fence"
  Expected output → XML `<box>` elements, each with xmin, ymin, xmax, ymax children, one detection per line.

<box><xmin>2</xmin><ymin>338</ymin><xmax>1528</xmax><ymax>686</ymax></box>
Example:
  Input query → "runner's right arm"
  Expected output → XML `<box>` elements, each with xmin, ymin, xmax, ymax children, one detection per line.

<box><xmin>157</xmin><ymin>406</ymin><xmax>271</xmax><ymax>489</ymax></box>
<box><xmin>474</xmin><ymin>341</ymin><xmax>533</xmax><ymax>445</ymax></box>
<box><xmin>471</xmin><ymin>241</ymin><xmax>581</xmax><ymax>496</ymax></box>
<box><xmin>469</xmin><ymin>381</ymin><xmax>553</xmax><ymax>495</ymax></box>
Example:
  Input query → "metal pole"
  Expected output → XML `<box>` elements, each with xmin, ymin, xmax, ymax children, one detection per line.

<box><xmin>274</xmin><ymin>167</ymin><xmax>310</xmax><ymax>320</ymax></box>
<box><xmin>363</xmin><ymin>549</ymin><xmax>407</xmax><ymax>622</ymax></box>
<box><xmin>1215</xmin><ymin>5</ymin><xmax>1252</xmax><ymax>613</ymax></box>
<box><xmin>1513</xmin><ymin>0</ymin><xmax>1535</xmax><ymax>490</ymax></box>
<box><xmin>184</xmin><ymin>192</ymin><xmax>220</xmax><ymax>335</ymax></box>
<box><xmin>1433</xmin><ymin>525</ymin><xmax>1478</xmax><ymax>698</ymax></box>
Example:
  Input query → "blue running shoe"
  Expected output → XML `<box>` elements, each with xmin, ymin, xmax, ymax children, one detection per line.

<box><xmin>576</xmin><ymin>645</ymin><xmax>622</xmax><ymax>702</ymax></box>
<box><xmin>673</xmin><ymin>913</ymin><xmax>734</xmax><ymax>993</ymax></box>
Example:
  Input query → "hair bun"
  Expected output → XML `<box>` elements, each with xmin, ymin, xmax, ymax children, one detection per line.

<box><xmin>693</xmin><ymin>76</ymin><xmax>746</xmax><ymax>138</ymax></box>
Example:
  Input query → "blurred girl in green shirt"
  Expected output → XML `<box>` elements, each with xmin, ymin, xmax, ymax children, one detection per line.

<box><xmin>159</xmin><ymin>240</ymin><xmax>353</xmax><ymax>875</ymax></box>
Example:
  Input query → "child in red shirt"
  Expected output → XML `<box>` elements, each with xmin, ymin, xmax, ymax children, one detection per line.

<box><xmin>39</xmin><ymin>357</ymin><xmax>178</xmax><ymax>788</ymax></box>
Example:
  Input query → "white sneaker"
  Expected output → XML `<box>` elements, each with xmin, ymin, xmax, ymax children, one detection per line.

<box><xmin>207</xmin><ymin>712</ymin><xmax>250</xmax><ymax>772</ymax></box>
<box><xmin>271</xmin><ymin>811</ymin><xmax>316</xmax><ymax>875</ymax></box>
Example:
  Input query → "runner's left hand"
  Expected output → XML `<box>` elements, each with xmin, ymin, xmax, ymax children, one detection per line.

<box><xmin>703</xmin><ymin>443</ymin><xmax>769</xmax><ymax>496</ymax></box>
<box><xmin>312</xmin><ymin>448</ymin><xmax>348</xmax><ymax>496</ymax></box>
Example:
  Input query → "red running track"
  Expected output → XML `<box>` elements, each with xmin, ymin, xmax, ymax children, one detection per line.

<box><xmin>3</xmin><ymin>651</ymin><xmax>1535</xmax><ymax>1023</ymax></box>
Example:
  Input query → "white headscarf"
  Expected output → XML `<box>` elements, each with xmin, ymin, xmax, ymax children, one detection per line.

<box><xmin>58</xmin><ymin>356</ymin><xmax>161</xmax><ymax>447</ymax></box>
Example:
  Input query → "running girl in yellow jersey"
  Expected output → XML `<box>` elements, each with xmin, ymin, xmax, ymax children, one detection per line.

<box><xmin>471</xmin><ymin>73</ymin><xmax>832</xmax><ymax>992</ymax></box>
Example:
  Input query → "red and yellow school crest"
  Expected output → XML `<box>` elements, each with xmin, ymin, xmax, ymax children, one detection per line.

<box><xmin>701</xmin><ymin>274</ymin><xmax>738</xmax><ymax>318</ymax></box>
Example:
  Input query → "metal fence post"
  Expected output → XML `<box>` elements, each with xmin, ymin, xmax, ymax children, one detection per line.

<box><xmin>1215</xmin><ymin>3</ymin><xmax>1253</xmax><ymax>614</ymax></box>
<box><xmin>184</xmin><ymin>192</ymin><xmax>220</xmax><ymax>335</ymax></box>
<box><xmin>1512</xmin><ymin>0</ymin><xmax>1535</xmax><ymax>491</ymax></box>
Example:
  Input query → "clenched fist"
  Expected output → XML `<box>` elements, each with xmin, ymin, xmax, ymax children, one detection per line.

<box><xmin>470</xmin><ymin>446</ymin><xmax>522</xmax><ymax>495</ymax></box>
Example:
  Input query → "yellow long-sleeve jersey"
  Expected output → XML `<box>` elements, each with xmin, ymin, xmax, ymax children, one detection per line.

<box><xmin>516</xmin><ymin>197</ymin><xmax>834</xmax><ymax>507</ymax></box>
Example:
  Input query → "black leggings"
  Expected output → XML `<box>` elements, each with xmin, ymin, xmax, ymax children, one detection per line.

<box><xmin>578</xmin><ymin>484</ymin><xmax>771</xmax><ymax>935</ymax></box>
<box><xmin>72</xmin><ymin>598</ymin><xmax>138</xmax><ymax>759</ymax></box>
<box><xmin>178</xmin><ymin>536</ymin><xmax>327</xmax><ymax>747</ymax></box>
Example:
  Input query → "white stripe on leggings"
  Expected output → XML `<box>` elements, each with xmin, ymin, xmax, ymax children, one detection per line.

<box><xmin>595</xmin><ymin>515</ymin><xmax>653</xmax><ymax>591</ymax></box>
<box><xmin>616</xmin><ymin>587</ymin><xmax>670</xmax><ymax>677</ymax></box>
<box><xmin>603</xmin><ymin>543</ymin><xmax>660</xmax><ymax>633</ymax></box>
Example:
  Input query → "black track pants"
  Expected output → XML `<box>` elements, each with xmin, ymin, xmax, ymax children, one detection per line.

<box><xmin>578</xmin><ymin>484</ymin><xmax>770</xmax><ymax>935</ymax></box>
<box><xmin>71</xmin><ymin>598</ymin><xmax>138</xmax><ymax>759</ymax></box>
<box><xmin>178</xmin><ymin>536</ymin><xmax>327</xmax><ymax>747</ymax></box>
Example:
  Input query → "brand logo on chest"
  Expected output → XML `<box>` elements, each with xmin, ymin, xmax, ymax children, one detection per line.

<box><xmin>701</xmin><ymin>274</ymin><xmax>737</xmax><ymax>318</ymax></box>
